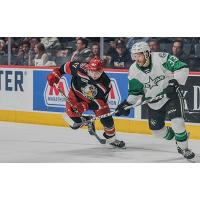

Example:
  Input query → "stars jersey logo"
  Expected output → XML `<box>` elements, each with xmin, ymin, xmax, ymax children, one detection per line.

<box><xmin>144</xmin><ymin>75</ymin><xmax>165</xmax><ymax>89</ymax></box>
<box><xmin>143</xmin><ymin>68</ymin><xmax>151</xmax><ymax>74</ymax></box>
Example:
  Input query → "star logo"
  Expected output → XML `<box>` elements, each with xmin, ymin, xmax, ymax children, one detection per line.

<box><xmin>144</xmin><ymin>75</ymin><xmax>165</xmax><ymax>89</ymax></box>
<box><xmin>150</xmin><ymin>119</ymin><xmax>157</xmax><ymax>127</ymax></box>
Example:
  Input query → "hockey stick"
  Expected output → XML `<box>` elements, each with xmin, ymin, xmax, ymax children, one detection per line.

<box><xmin>53</xmin><ymin>83</ymin><xmax>106</xmax><ymax>144</ymax></box>
<box><xmin>73</xmin><ymin>93</ymin><xmax>167</xmax><ymax>128</ymax></box>
<box><xmin>87</xmin><ymin>123</ymin><xmax>106</xmax><ymax>144</ymax></box>
<box><xmin>54</xmin><ymin>83</ymin><xmax>78</xmax><ymax>112</ymax></box>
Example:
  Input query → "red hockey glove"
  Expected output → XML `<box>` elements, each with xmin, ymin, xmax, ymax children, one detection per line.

<box><xmin>72</xmin><ymin>102</ymin><xmax>89</xmax><ymax>113</ymax></box>
<box><xmin>47</xmin><ymin>68</ymin><xmax>62</xmax><ymax>87</ymax></box>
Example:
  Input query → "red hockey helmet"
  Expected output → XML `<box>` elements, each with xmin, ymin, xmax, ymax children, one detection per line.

<box><xmin>86</xmin><ymin>58</ymin><xmax>104</xmax><ymax>80</ymax></box>
<box><xmin>87</xmin><ymin>58</ymin><xmax>104</xmax><ymax>72</ymax></box>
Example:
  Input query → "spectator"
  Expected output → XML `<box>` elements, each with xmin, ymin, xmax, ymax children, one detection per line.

<box><xmin>70</xmin><ymin>38</ymin><xmax>91</xmax><ymax>63</ymax></box>
<box><xmin>23</xmin><ymin>37</ymin><xmax>32</xmax><ymax>43</ymax></box>
<box><xmin>16</xmin><ymin>41</ymin><xmax>30</xmax><ymax>65</ymax></box>
<box><xmin>41</xmin><ymin>37</ymin><xmax>61</xmax><ymax>50</ymax></box>
<box><xmin>18</xmin><ymin>44</ymin><xmax>23</xmax><ymax>54</ymax></box>
<box><xmin>11</xmin><ymin>44</ymin><xmax>18</xmax><ymax>56</ymax></box>
<box><xmin>41</xmin><ymin>37</ymin><xmax>61</xmax><ymax>57</ymax></box>
<box><xmin>148</xmin><ymin>38</ymin><xmax>161</xmax><ymax>52</ymax></box>
<box><xmin>0</xmin><ymin>40</ymin><xmax>6</xmax><ymax>55</ymax></box>
<box><xmin>3</xmin><ymin>37</ymin><xmax>10</xmax><ymax>52</ymax></box>
<box><xmin>30</xmin><ymin>37</ymin><xmax>40</xmax><ymax>50</ymax></box>
<box><xmin>34</xmin><ymin>43</ymin><xmax>49</xmax><ymax>66</ymax></box>
<box><xmin>172</xmin><ymin>40</ymin><xmax>188</xmax><ymax>62</ymax></box>
<box><xmin>110</xmin><ymin>39</ymin><xmax>132</xmax><ymax>69</ymax></box>
<box><xmin>13</xmin><ymin>37</ymin><xmax>25</xmax><ymax>46</ymax></box>
<box><xmin>10</xmin><ymin>44</ymin><xmax>19</xmax><ymax>65</ymax></box>
<box><xmin>28</xmin><ymin>38</ymin><xmax>41</xmax><ymax>65</ymax></box>
<box><xmin>54</xmin><ymin>49</ymin><xmax>70</xmax><ymax>66</ymax></box>
<box><xmin>90</xmin><ymin>42</ymin><xmax>100</xmax><ymax>59</ymax></box>
<box><xmin>103</xmin><ymin>38</ymin><xmax>117</xmax><ymax>66</ymax></box>
<box><xmin>56</xmin><ymin>49</ymin><xmax>69</xmax><ymax>57</ymax></box>
<box><xmin>106</xmin><ymin>39</ymin><xmax>116</xmax><ymax>58</ymax></box>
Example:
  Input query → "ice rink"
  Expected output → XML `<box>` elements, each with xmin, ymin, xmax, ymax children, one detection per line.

<box><xmin>0</xmin><ymin>121</ymin><xmax>199</xmax><ymax>163</ymax></box>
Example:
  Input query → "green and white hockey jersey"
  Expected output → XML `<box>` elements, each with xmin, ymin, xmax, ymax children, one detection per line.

<box><xmin>127</xmin><ymin>52</ymin><xmax>189</xmax><ymax>110</ymax></box>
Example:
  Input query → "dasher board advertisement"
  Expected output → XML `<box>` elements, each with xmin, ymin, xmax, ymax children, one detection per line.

<box><xmin>33</xmin><ymin>70</ymin><xmax>135</xmax><ymax>118</ymax></box>
<box><xmin>0</xmin><ymin>68</ymin><xmax>33</xmax><ymax>111</ymax></box>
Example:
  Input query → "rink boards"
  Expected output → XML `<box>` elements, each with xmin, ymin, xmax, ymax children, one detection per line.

<box><xmin>0</xmin><ymin>65</ymin><xmax>200</xmax><ymax>139</ymax></box>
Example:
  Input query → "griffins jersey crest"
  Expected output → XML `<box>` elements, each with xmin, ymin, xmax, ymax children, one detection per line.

<box><xmin>128</xmin><ymin>52</ymin><xmax>188</xmax><ymax>110</ymax></box>
<box><xmin>60</xmin><ymin>61</ymin><xmax>111</xmax><ymax>103</ymax></box>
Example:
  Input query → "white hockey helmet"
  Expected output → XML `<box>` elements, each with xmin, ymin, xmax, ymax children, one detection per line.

<box><xmin>131</xmin><ymin>41</ymin><xmax>151</xmax><ymax>60</ymax></box>
<box><xmin>131</xmin><ymin>41</ymin><xmax>150</xmax><ymax>54</ymax></box>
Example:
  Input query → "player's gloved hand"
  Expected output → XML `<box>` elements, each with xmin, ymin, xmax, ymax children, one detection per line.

<box><xmin>47</xmin><ymin>68</ymin><xmax>62</xmax><ymax>87</ymax></box>
<box><xmin>115</xmin><ymin>100</ymin><xmax>131</xmax><ymax>116</ymax></box>
<box><xmin>164</xmin><ymin>79</ymin><xmax>179</xmax><ymax>99</ymax></box>
<box><xmin>72</xmin><ymin>102</ymin><xmax>89</xmax><ymax>113</ymax></box>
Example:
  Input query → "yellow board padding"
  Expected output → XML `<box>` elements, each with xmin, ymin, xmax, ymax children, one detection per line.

<box><xmin>0</xmin><ymin>110</ymin><xmax>200</xmax><ymax>140</ymax></box>
<box><xmin>0</xmin><ymin>110</ymin><xmax>65</xmax><ymax>127</ymax></box>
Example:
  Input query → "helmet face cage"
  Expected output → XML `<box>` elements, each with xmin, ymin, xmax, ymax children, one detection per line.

<box><xmin>87</xmin><ymin>70</ymin><xmax>102</xmax><ymax>80</ymax></box>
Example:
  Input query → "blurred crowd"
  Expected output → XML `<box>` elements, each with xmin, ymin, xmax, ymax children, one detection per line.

<box><xmin>0</xmin><ymin>37</ymin><xmax>200</xmax><ymax>71</ymax></box>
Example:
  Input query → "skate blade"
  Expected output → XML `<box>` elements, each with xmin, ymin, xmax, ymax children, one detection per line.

<box><xmin>186</xmin><ymin>155</ymin><xmax>198</xmax><ymax>163</ymax></box>
<box><xmin>109</xmin><ymin>144</ymin><xmax>126</xmax><ymax>149</ymax></box>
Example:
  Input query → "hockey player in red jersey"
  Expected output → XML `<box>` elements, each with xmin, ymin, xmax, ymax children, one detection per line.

<box><xmin>47</xmin><ymin>58</ymin><xmax>125</xmax><ymax>148</ymax></box>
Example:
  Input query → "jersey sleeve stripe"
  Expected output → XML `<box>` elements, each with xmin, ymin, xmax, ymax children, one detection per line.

<box><xmin>64</xmin><ymin>62</ymin><xmax>72</xmax><ymax>74</ymax></box>
<box><xmin>77</xmin><ymin>71</ymin><xmax>90</xmax><ymax>80</ymax></box>
<box><xmin>96</xmin><ymin>83</ymin><xmax>107</xmax><ymax>93</ymax></box>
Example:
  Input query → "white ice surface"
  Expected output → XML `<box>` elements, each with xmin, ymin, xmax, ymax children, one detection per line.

<box><xmin>0</xmin><ymin>121</ymin><xmax>199</xmax><ymax>163</ymax></box>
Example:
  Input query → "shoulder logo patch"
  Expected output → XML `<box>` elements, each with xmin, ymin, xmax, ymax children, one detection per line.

<box><xmin>159</xmin><ymin>52</ymin><xmax>167</xmax><ymax>58</ymax></box>
<box><xmin>72</xmin><ymin>62</ymin><xmax>79</xmax><ymax>68</ymax></box>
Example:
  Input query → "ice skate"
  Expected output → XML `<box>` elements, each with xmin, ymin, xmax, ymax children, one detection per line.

<box><xmin>176</xmin><ymin>142</ymin><xmax>195</xmax><ymax>159</ymax></box>
<box><xmin>103</xmin><ymin>132</ymin><xmax>126</xmax><ymax>148</ymax></box>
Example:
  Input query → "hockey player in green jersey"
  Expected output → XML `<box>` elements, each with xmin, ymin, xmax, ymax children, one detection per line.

<box><xmin>115</xmin><ymin>41</ymin><xmax>195</xmax><ymax>159</ymax></box>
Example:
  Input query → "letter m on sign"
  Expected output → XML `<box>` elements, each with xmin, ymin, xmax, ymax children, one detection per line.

<box><xmin>49</xmin><ymin>82</ymin><xmax>65</xmax><ymax>96</ymax></box>
<box><xmin>44</xmin><ymin>76</ymin><xmax>69</xmax><ymax>107</ymax></box>
<box><xmin>109</xmin><ymin>86</ymin><xmax>115</xmax><ymax>99</ymax></box>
